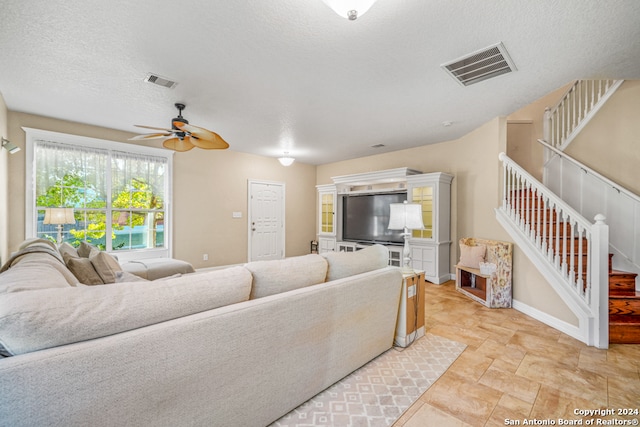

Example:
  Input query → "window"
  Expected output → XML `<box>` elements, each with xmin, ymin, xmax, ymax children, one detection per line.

<box><xmin>25</xmin><ymin>128</ymin><xmax>173</xmax><ymax>260</ymax></box>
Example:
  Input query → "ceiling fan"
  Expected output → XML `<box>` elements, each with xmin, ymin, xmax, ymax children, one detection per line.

<box><xmin>129</xmin><ymin>103</ymin><xmax>229</xmax><ymax>152</ymax></box>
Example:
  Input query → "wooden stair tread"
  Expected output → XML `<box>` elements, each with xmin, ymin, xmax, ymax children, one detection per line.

<box><xmin>609</xmin><ymin>291</ymin><xmax>640</xmax><ymax>298</ymax></box>
<box><xmin>609</xmin><ymin>315</ymin><xmax>640</xmax><ymax>323</ymax></box>
<box><xmin>610</xmin><ymin>269</ymin><xmax>638</xmax><ymax>278</ymax></box>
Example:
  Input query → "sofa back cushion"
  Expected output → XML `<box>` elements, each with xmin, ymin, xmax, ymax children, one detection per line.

<box><xmin>0</xmin><ymin>254</ymin><xmax>73</xmax><ymax>295</ymax></box>
<box><xmin>0</xmin><ymin>266</ymin><xmax>252</xmax><ymax>356</ymax></box>
<box><xmin>245</xmin><ymin>254</ymin><xmax>328</xmax><ymax>299</ymax></box>
<box><xmin>322</xmin><ymin>244</ymin><xmax>389</xmax><ymax>282</ymax></box>
<box><xmin>1</xmin><ymin>238</ymin><xmax>80</xmax><ymax>287</ymax></box>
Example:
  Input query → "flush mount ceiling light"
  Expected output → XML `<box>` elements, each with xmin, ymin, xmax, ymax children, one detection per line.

<box><xmin>278</xmin><ymin>152</ymin><xmax>295</xmax><ymax>166</ymax></box>
<box><xmin>321</xmin><ymin>0</ymin><xmax>378</xmax><ymax>20</ymax></box>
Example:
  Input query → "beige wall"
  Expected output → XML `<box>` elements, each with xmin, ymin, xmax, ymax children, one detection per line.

<box><xmin>506</xmin><ymin>83</ymin><xmax>572</xmax><ymax>180</ymax></box>
<box><xmin>172</xmin><ymin>148</ymin><xmax>317</xmax><ymax>268</ymax></box>
<box><xmin>6</xmin><ymin>112</ymin><xmax>317</xmax><ymax>268</ymax></box>
<box><xmin>565</xmin><ymin>80</ymin><xmax>640</xmax><ymax>195</ymax></box>
<box><xmin>318</xmin><ymin>117</ymin><xmax>578</xmax><ymax>327</ymax></box>
<box><xmin>0</xmin><ymin>94</ymin><xmax>8</xmax><ymax>264</ymax></box>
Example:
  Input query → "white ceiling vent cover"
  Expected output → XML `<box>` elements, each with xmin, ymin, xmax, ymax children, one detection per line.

<box><xmin>144</xmin><ymin>73</ymin><xmax>178</xmax><ymax>89</ymax></box>
<box><xmin>441</xmin><ymin>42</ymin><xmax>517</xmax><ymax>86</ymax></box>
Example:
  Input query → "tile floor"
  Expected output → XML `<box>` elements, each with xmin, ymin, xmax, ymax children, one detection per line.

<box><xmin>393</xmin><ymin>280</ymin><xmax>640</xmax><ymax>427</ymax></box>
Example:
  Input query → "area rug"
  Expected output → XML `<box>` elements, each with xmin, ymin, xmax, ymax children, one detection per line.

<box><xmin>271</xmin><ymin>334</ymin><xmax>466</xmax><ymax>427</ymax></box>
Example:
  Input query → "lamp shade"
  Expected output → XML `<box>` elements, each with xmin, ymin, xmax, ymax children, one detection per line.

<box><xmin>388</xmin><ymin>202</ymin><xmax>424</xmax><ymax>230</ymax></box>
<box><xmin>43</xmin><ymin>208</ymin><xmax>76</xmax><ymax>225</ymax></box>
<box><xmin>321</xmin><ymin>0</ymin><xmax>378</xmax><ymax>20</ymax></box>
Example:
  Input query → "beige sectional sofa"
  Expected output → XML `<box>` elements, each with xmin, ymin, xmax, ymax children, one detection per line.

<box><xmin>0</xmin><ymin>239</ymin><xmax>403</xmax><ymax>427</ymax></box>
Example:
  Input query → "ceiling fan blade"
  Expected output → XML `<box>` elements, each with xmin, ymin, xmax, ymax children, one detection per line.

<box><xmin>191</xmin><ymin>134</ymin><xmax>230</xmax><ymax>150</ymax></box>
<box><xmin>162</xmin><ymin>137</ymin><xmax>195</xmax><ymax>152</ymax></box>
<box><xmin>135</xmin><ymin>124</ymin><xmax>175</xmax><ymax>132</ymax></box>
<box><xmin>173</xmin><ymin>121</ymin><xmax>230</xmax><ymax>149</ymax></box>
<box><xmin>128</xmin><ymin>132</ymin><xmax>172</xmax><ymax>141</ymax></box>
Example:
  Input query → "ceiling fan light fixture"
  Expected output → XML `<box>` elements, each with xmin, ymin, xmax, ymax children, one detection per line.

<box><xmin>130</xmin><ymin>103</ymin><xmax>229</xmax><ymax>151</ymax></box>
<box><xmin>321</xmin><ymin>0</ymin><xmax>378</xmax><ymax>20</ymax></box>
<box><xmin>278</xmin><ymin>153</ymin><xmax>295</xmax><ymax>166</ymax></box>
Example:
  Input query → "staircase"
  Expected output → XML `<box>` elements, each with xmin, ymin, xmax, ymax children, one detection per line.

<box><xmin>496</xmin><ymin>154</ymin><xmax>610</xmax><ymax>348</ymax></box>
<box><xmin>515</xmin><ymin>186</ymin><xmax>640</xmax><ymax>344</ymax></box>
<box><xmin>498</xmin><ymin>79</ymin><xmax>640</xmax><ymax>346</ymax></box>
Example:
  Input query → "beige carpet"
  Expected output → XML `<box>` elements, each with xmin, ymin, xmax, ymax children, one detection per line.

<box><xmin>271</xmin><ymin>334</ymin><xmax>466</xmax><ymax>427</ymax></box>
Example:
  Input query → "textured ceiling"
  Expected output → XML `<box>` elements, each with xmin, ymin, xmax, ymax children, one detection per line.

<box><xmin>1</xmin><ymin>0</ymin><xmax>639</xmax><ymax>165</ymax></box>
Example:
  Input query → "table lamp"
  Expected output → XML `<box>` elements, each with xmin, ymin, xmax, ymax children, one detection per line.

<box><xmin>388</xmin><ymin>201</ymin><xmax>424</xmax><ymax>274</ymax></box>
<box><xmin>44</xmin><ymin>207</ymin><xmax>76</xmax><ymax>244</ymax></box>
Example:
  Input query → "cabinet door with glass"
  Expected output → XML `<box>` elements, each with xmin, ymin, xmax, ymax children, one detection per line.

<box><xmin>411</xmin><ymin>185</ymin><xmax>434</xmax><ymax>240</ymax></box>
<box><xmin>406</xmin><ymin>173</ymin><xmax>453</xmax><ymax>284</ymax></box>
<box><xmin>406</xmin><ymin>173</ymin><xmax>453</xmax><ymax>243</ymax></box>
<box><xmin>316</xmin><ymin>185</ymin><xmax>337</xmax><ymax>236</ymax></box>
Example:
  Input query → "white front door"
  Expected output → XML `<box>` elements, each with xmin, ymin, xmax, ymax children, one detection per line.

<box><xmin>248</xmin><ymin>180</ymin><xmax>285</xmax><ymax>262</ymax></box>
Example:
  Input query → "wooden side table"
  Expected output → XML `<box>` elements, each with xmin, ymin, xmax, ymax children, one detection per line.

<box><xmin>395</xmin><ymin>270</ymin><xmax>425</xmax><ymax>347</ymax></box>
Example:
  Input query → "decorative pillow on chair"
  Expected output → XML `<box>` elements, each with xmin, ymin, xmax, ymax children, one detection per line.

<box><xmin>459</xmin><ymin>242</ymin><xmax>486</xmax><ymax>269</ymax></box>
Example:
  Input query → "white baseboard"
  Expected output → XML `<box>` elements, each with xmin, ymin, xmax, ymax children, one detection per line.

<box><xmin>512</xmin><ymin>299</ymin><xmax>585</xmax><ymax>344</ymax></box>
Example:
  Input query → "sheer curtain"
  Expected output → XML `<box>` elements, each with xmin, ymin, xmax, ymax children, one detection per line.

<box><xmin>31</xmin><ymin>134</ymin><xmax>170</xmax><ymax>255</ymax></box>
<box><xmin>110</xmin><ymin>150</ymin><xmax>167</xmax><ymax>251</ymax></box>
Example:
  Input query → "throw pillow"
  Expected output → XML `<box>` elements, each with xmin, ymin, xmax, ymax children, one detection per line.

<box><xmin>66</xmin><ymin>257</ymin><xmax>104</xmax><ymax>285</ymax></box>
<box><xmin>459</xmin><ymin>243</ymin><xmax>486</xmax><ymax>269</ymax></box>
<box><xmin>90</xmin><ymin>251</ymin><xmax>122</xmax><ymax>284</ymax></box>
<box><xmin>58</xmin><ymin>242</ymin><xmax>79</xmax><ymax>260</ymax></box>
<box><xmin>77</xmin><ymin>241</ymin><xmax>99</xmax><ymax>258</ymax></box>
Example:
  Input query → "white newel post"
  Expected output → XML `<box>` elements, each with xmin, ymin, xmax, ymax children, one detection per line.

<box><xmin>591</xmin><ymin>214</ymin><xmax>609</xmax><ymax>349</ymax></box>
<box><xmin>499</xmin><ymin>152</ymin><xmax>507</xmax><ymax>211</ymax></box>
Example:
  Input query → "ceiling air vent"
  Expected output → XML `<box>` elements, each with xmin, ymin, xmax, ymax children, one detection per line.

<box><xmin>441</xmin><ymin>42</ymin><xmax>517</xmax><ymax>87</ymax></box>
<box><xmin>144</xmin><ymin>73</ymin><xmax>178</xmax><ymax>89</ymax></box>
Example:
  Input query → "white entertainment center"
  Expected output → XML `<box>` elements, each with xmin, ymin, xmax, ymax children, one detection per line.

<box><xmin>316</xmin><ymin>168</ymin><xmax>453</xmax><ymax>284</ymax></box>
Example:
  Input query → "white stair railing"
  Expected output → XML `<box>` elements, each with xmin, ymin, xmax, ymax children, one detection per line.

<box><xmin>543</xmin><ymin>79</ymin><xmax>623</xmax><ymax>151</ymax></box>
<box><xmin>541</xmin><ymin>139</ymin><xmax>640</xmax><ymax>279</ymax></box>
<box><xmin>496</xmin><ymin>152</ymin><xmax>609</xmax><ymax>348</ymax></box>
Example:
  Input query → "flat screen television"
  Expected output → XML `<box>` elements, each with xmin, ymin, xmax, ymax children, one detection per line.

<box><xmin>342</xmin><ymin>192</ymin><xmax>407</xmax><ymax>245</ymax></box>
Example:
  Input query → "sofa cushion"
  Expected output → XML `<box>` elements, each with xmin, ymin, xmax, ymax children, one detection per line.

<box><xmin>0</xmin><ymin>254</ymin><xmax>74</xmax><ymax>294</ymax></box>
<box><xmin>245</xmin><ymin>254</ymin><xmax>328</xmax><ymax>299</ymax></box>
<box><xmin>17</xmin><ymin>237</ymin><xmax>58</xmax><ymax>252</ymax></box>
<box><xmin>121</xmin><ymin>258</ymin><xmax>196</xmax><ymax>280</ymax></box>
<box><xmin>0</xmin><ymin>266</ymin><xmax>252</xmax><ymax>356</ymax></box>
<box><xmin>322</xmin><ymin>244</ymin><xmax>389</xmax><ymax>282</ymax></box>
<box><xmin>66</xmin><ymin>257</ymin><xmax>104</xmax><ymax>285</ymax></box>
<box><xmin>0</xmin><ymin>239</ymin><xmax>79</xmax><ymax>287</ymax></box>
